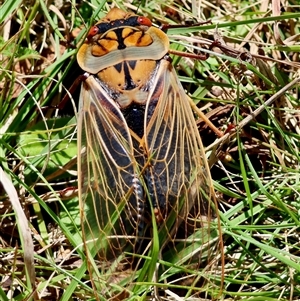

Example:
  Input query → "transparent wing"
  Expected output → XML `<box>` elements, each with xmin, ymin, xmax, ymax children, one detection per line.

<box><xmin>143</xmin><ymin>58</ymin><xmax>217</xmax><ymax>266</ymax></box>
<box><xmin>78</xmin><ymin>76</ymin><xmax>145</xmax><ymax>263</ymax></box>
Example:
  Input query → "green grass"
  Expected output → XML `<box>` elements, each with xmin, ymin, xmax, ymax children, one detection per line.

<box><xmin>1</xmin><ymin>0</ymin><xmax>300</xmax><ymax>300</ymax></box>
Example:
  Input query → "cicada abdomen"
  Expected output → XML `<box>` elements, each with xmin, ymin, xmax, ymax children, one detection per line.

<box><xmin>77</xmin><ymin>7</ymin><xmax>221</xmax><ymax>299</ymax></box>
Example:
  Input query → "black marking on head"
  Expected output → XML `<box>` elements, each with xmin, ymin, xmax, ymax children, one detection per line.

<box><xmin>123</xmin><ymin>62</ymin><xmax>136</xmax><ymax>90</ymax></box>
<box><xmin>96</xmin><ymin>16</ymin><xmax>140</xmax><ymax>34</ymax></box>
<box><xmin>128</xmin><ymin>60</ymin><xmax>137</xmax><ymax>70</ymax></box>
<box><xmin>114</xmin><ymin>62</ymin><xmax>123</xmax><ymax>73</ymax></box>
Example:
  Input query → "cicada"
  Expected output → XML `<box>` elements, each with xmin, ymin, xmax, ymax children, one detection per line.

<box><xmin>77</xmin><ymin>7</ymin><xmax>221</xmax><ymax>299</ymax></box>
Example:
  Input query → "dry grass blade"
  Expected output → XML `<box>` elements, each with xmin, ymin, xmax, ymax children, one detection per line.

<box><xmin>0</xmin><ymin>167</ymin><xmax>37</xmax><ymax>300</ymax></box>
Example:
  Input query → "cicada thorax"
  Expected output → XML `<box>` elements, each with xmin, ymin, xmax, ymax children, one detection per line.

<box><xmin>77</xmin><ymin>7</ymin><xmax>218</xmax><ymax>299</ymax></box>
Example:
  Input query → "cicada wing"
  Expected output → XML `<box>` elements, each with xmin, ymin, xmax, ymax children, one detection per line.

<box><xmin>78</xmin><ymin>75</ymin><xmax>145</xmax><ymax>264</ymax></box>
<box><xmin>144</xmin><ymin>58</ymin><xmax>218</xmax><ymax>264</ymax></box>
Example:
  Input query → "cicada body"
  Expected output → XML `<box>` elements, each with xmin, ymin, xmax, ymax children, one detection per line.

<box><xmin>77</xmin><ymin>7</ymin><xmax>220</xmax><ymax>299</ymax></box>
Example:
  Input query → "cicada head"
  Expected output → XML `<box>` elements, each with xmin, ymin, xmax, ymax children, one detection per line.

<box><xmin>77</xmin><ymin>8</ymin><xmax>169</xmax><ymax>74</ymax></box>
<box><xmin>87</xmin><ymin>8</ymin><xmax>153</xmax><ymax>41</ymax></box>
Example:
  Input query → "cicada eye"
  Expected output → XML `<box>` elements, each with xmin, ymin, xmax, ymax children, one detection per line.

<box><xmin>137</xmin><ymin>16</ymin><xmax>152</xmax><ymax>27</ymax></box>
<box><xmin>87</xmin><ymin>25</ymin><xmax>99</xmax><ymax>39</ymax></box>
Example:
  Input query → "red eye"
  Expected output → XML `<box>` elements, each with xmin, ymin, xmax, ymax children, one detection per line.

<box><xmin>137</xmin><ymin>16</ymin><xmax>152</xmax><ymax>27</ymax></box>
<box><xmin>87</xmin><ymin>26</ymin><xmax>99</xmax><ymax>38</ymax></box>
